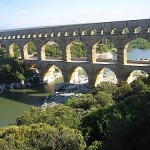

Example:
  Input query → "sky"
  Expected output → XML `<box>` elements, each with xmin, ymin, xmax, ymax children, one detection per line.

<box><xmin>0</xmin><ymin>0</ymin><xmax>149</xmax><ymax>30</ymax></box>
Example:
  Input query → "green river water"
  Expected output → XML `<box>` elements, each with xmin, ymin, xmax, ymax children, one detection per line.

<box><xmin>0</xmin><ymin>83</ymin><xmax>56</xmax><ymax>127</ymax></box>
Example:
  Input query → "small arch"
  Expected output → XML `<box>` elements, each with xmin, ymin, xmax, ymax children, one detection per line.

<box><xmin>27</xmin><ymin>34</ymin><xmax>31</xmax><ymax>38</ymax></box>
<box><xmin>9</xmin><ymin>43</ymin><xmax>22</xmax><ymax>59</ymax></box>
<box><xmin>22</xmin><ymin>34</ymin><xmax>25</xmax><ymax>38</ymax></box>
<box><xmin>122</xmin><ymin>27</ymin><xmax>129</xmax><ymax>34</ymax></box>
<box><xmin>8</xmin><ymin>36</ymin><xmax>11</xmax><ymax>39</ymax></box>
<box><xmin>39</xmin><ymin>33</ymin><xmax>42</xmax><ymax>38</ymax></box>
<box><xmin>73</xmin><ymin>31</ymin><xmax>78</xmax><ymax>36</ymax></box>
<box><xmin>33</xmin><ymin>34</ymin><xmax>36</xmax><ymax>38</ymax></box>
<box><xmin>126</xmin><ymin>70</ymin><xmax>149</xmax><ymax>84</ymax></box>
<box><xmin>69</xmin><ymin>66</ymin><xmax>88</xmax><ymax>84</ymax></box>
<box><xmin>94</xmin><ymin>68</ymin><xmax>118</xmax><ymax>87</ymax></box>
<box><xmin>111</xmin><ymin>28</ymin><xmax>118</xmax><ymax>34</ymax></box>
<box><xmin>65</xmin><ymin>31</ymin><xmax>70</xmax><ymax>36</ymax></box>
<box><xmin>51</xmin><ymin>32</ymin><xmax>54</xmax><ymax>37</ymax></box>
<box><xmin>44</xmin><ymin>32</ymin><xmax>48</xmax><ymax>37</ymax></box>
<box><xmin>81</xmin><ymin>30</ymin><xmax>87</xmax><ymax>35</ymax></box>
<box><xmin>17</xmin><ymin>35</ymin><xmax>20</xmax><ymax>39</ymax></box>
<box><xmin>12</xmin><ymin>35</ymin><xmax>15</xmax><ymax>39</ymax></box>
<box><xmin>57</xmin><ymin>32</ymin><xmax>61</xmax><ymax>37</ymax></box>
<box><xmin>4</xmin><ymin>36</ymin><xmax>7</xmax><ymax>39</ymax></box>
<box><xmin>101</xmin><ymin>29</ymin><xmax>106</xmax><ymax>35</ymax></box>
<box><xmin>147</xmin><ymin>27</ymin><xmax>150</xmax><ymax>33</ymax></box>
<box><xmin>134</xmin><ymin>26</ymin><xmax>142</xmax><ymax>33</ymax></box>
<box><xmin>91</xmin><ymin>29</ymin><xmax>97</xmax><ymax>35</ymax></box>
<box><xmin>43</xmin><ymin>65</ymin><xmax>64</xmax><ymax>85</ymax></box>
<box><xmin>0</xmin><ymin>36</ymin><xmax>2</xmax><ymax>40</ymax></box>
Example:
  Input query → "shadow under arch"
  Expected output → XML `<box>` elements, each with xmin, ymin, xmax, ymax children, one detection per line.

<box><xmin>41</xmin><ymin>40</ymin><xmax>62</xmax><ymax>60</ymax></box>
<box><xmin>66</xmin><ymin>40</ymin><xmax>87</xmax><ymax>62</ymax></box>
<box><xmin>125</xmin><ymin>70</ymin><xmax>149</xmax><ymax>84</ymax></box>
<box><xmin>94</xmin><ymin>67</ymin><xmax>118</xmax><ymax>87</ymax></box>
<box><xmin>68</xmin><ymin>66</ymin><xmax>88</xmax><ymax>84</ymax></box>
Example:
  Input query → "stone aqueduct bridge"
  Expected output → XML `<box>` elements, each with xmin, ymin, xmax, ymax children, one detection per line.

<box><xmin>0</xmin><ymin>19</ymin><xmax>150</xmax><ymax>86</ymax></box>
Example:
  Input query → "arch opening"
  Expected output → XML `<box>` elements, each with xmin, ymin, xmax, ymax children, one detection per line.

<box><xmin>81</xmin><ymin>30</ymin><xmax>87</xmax><ymax>36</ymax></box>
<box><xmin>111</xmin><ymin>28</ymin><xmax>118</xmax><ymax>34</ymax></box>
<box><xmin>41</xmin><ymin>41</ymin><xmax>62</xmax><ymax>60</ymax></box>
<box><xmin>95</xmin><ymin>68</ymin><xmax>118</xmax><ymax>87</ymax></box>
<box><xmin>23</xmin><ymin>41</ymin><xmax>38</xmax><ymax>60</ymax></box>
<box><xmin>122</xmin><ymin>27</ymin><xmax>129</xmax><ymax>34</ymax></box>
<box><xmin>93</xmin><ymin>39</ymin><xmax>117</xmax><ymax>62</ymax></box>
<box><xmin>134</xmin><ymin>26</ymin><xmax>142</xmax><ymax>33</ymax></box>
<box><xmin>91</xmin><ymin>29</ymin><xmax>97</xmax><ymax>35</ymax></box>
<box><xmin>126</xmin><ymin>70</ymin><xmax>149</xmax><ymax>84</ymax></box>
<box><xmin>43</xmin><ymin>65</ymin><xmax>64</xmax><ymax>85</ymax></box>
<box><xmin>124</xmin><ymin>38</ymin><xmax>150</xmax><ymax>64</ymax></box>
<box><xmin>67</xmin><ymin>40</ymin><xmax>87</xmax><ymax>62</ymax></box>
<box><xmin>69</xmin><ymin>66</ymin><xmax>88</xmax><ymax>84</ymax></box>
<box><xmin>9</xmin><ymin>43</ymin><xmax>22</xmax><ymax>59</ymax></box>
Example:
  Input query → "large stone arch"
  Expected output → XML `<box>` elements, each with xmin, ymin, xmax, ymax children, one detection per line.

<box><xmin>93</xmin><ymin>67</ymin><xmax>118</xmax><ymax>87</ymax></box>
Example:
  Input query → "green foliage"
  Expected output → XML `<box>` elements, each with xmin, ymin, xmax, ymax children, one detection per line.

<box><xmin>94</xmin><ymin>91</ymin><xmax>113</xmax><ymax>107</ymax></box>
<box><xmin>0</xmin><ymin>58</ymin><xmax>25</xmax><ymax>84</ymax></box>
<box><xmin>87</xmin><ymin>141</ymin><xmax>103</xmax><ymax>150</ymax></box>
<box><xmin>27</xmin><ymin>41</ymin><xmax>37</xmax><ymax>55</ymax></box>
<box><xmin>113</xmin><ymin>81</ymin><xmax>132</xmax><ymax>101</ymax></box>
<box><xmin>131</xmin><ymin>79</ymin><xmax>150</xmax><ymax>94</ymax></box>
<box><xmin>81</xmin><ymin>106</ymin><xmax>120</xmax><ymax>146</ymax></box>
<box><xmin>13</xmin><ymin>44</ymin><xmax>21</xmax><ymax>58</ymax></box>
<box><xmin>66</xmin><ymin>94</ymin><xmax>97</xmax><ymax>110</ymax></box>
<box><xmin>92</xmin><ymin>82</ymin><xmax>117</xmax><ymax>95</ymax></box>
<box><xmin>66</xmin><ymin>92</ymin><xmax>113</xmax><ymax>111</ymax></box>
<box><xmin>71</xmin><ymin>40</ymin><xmax>87</xmax><ymax>57</ymax></box>
<box><xmin>45</xmin><ymin>44</ymin><xmax>62</xmax><ymax>58</ymax></box>
<box><xmin>96</xmin><ymin>40</ymin><xmax>116</xmax><ymax>54</ymax></box>
<box><xmin>16</xmin><ymin>105</ymin><xmax>81</xmax><ymax>129</ymax></box>
<box><xmin>105</xmin><ymin>94</ymin><xmax>150</xmax><ymax>150</ymax></box>
<box><xmin>0</xmin><ymin>123</ymin><xmax>86</xmax><ymax>150</ymax></box>
<box><xmin>128</xmin><ymin>38</ymin><xmax>150</xmax><ymax>50</ymax></box>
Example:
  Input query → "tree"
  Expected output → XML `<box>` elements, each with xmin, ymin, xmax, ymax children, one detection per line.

<box><xmin>0</xmin><ymin>123</ymin><xmax>86</xmax><ymax>150</ymax></box>
<box><xmin>45</xmin><ymin>44</ymin><xmax>62</xmax><ymax>58</ymax></box>
<box><xmin>16</xmin><ymin>105</ymin><xmax>81</xmax><ymax>129</ymax></box>
<box><xmin>105</xmin><ymin>94</ymin><xmax>150</xmax><ymax>150</ymax></box>
<box><xmin>71</xmin><ymin>40</ymin><xmax>87</xmax><ymax>57</ymax></box>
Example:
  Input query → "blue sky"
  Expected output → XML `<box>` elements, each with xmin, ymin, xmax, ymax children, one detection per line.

<box><xmin>0</xmin><ymin>0</ymin><xmax>149</xmax><ymax>30</ymax></box>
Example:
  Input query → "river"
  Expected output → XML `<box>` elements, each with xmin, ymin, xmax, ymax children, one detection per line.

<box><xmin>0</xmin><ymin>48</ymin><xmax>150</xmax><ymax>127</ymax></box>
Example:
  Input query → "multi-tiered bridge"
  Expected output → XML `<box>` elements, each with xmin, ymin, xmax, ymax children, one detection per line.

<box><xmin>0</xmin><ymin>19</ymin><xmax>150</xmax><ymax>86</ymax></box>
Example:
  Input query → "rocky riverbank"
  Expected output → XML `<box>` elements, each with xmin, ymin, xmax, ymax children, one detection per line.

<box><xmin>41</xmin><ymin>83</ymin><xmax>90</xmax><ymax>108</ymax></box>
